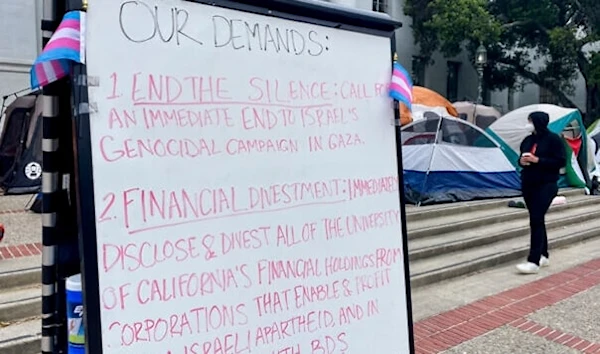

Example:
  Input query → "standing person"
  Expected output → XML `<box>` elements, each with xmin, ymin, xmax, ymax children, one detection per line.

<box><xmin>516</xmin><ymin>111</ymin><xmax>566</xmax><ymax>274</ymax></box>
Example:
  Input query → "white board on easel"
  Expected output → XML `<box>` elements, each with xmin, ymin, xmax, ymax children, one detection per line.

<box><xmin>78</xmin><ymin>0</ymin><xmax>413</xmax><ymax>353</ymax></box>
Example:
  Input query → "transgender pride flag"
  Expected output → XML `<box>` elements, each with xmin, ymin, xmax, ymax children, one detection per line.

<box><xmin>389</xmin><ymin>61</ymin><xmax>413</xmax><ymax>110</ymax></box>
<box><xmin>30</xmin><ymin>11</ymin><xmax>86</xmax><ymax>88</ymax></box>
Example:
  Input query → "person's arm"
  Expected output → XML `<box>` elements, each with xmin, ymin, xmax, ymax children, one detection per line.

<box><xmin>518</xmin><ymin>137</ymin><xmax>530</xmax><ymax>167</ymax></box>
<box><xmin>537</xmin><ymin>136</ymin><xmax>566</xmax><ymax>169</ymax></box>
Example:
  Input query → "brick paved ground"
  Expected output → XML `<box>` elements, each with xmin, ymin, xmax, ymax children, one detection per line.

<box><xmin>0</xmin><ymin>241</ymin><xmax>42</xmax><ymax>260</ymax></box>
<box><xmin>415</xmin><ymin>258</ymin><xmax>600</xmax><ymax>353</ymax></box>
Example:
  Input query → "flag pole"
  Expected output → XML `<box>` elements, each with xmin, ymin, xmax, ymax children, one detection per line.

<box><xmin>41</xmin><ymin>0</ymin><xmax>63</xmax><ymax>352</ymax></box>
<box><xmin>393</xmin><ymin>52</ymin><xmax>401</xmax><ymax>126</ymax></box>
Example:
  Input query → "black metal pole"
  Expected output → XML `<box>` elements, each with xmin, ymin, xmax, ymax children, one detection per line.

<box><xmin>69</xmin><ymin>1</ymin><xmax>104</xmax><ymax>351</ymax></box>
<box><xmin>391</xmin><ymin>37</ymin><xmax>416</xmax><ymax>354</ymax></box>
<box><xmin>41</xmin><ymin>0</ymin><xmax>64</xmax><ymax>352</ymax></box>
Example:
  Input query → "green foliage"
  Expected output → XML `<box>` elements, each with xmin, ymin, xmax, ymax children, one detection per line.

<box><xmin>403</xmin><ymin>0</ymin><xmax>438</xmax><ymax>60</ymax></box>
<box><xmin>590</xmin><ymin>53</ymin><xmax>600</xmax><ymax>86</ymax></box>
<box><xmin>404</xmin><ymin>0</ymin><xmax>600</xmax><ymax>115</ymax></box>
<box><xmin>426</xmin><ymin>0</ymin><xmax>501</xmax><ymax>57</ymax></box>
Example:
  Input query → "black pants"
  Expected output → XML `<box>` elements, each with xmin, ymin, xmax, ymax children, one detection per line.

<box><xmin>522</xmin><ymin>183</ymin><xmax>558</xmax><ymax>265</ymax></box>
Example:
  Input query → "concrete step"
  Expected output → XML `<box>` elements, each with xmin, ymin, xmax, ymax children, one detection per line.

<box><xmin>0</xmin><ymin>256</ymin><xmax>42</xmax><ymax>353</ymax></box>
<box><xmin>405</xmin><ymin>188</ymin><xmax>583</xmax><ymax>223</ymax></box>
<box><xmin>409</xmin><ymin>212</ymin><xmax>600</xmax><ymax>288</ymax></box>
<box><xmin>0</xmin><ymin>256</ymin><xmax>41</xmax><ymax>290</ymax></box>
<box><xmin>407</xmin><ymin>194</ymin><xmax>597</xmax><ymax>239</ymax></box>
<box><xmin>408</xmin><ymin>202</ymin><xmax>600</xmax><ymax>261</ymax></box>
<box><xmin>0</xmin><ymin>286</ymin><xmax>40</xmax><ymax>323</ymax></box>
<box><xmin>0</xmin><ymin>318</ymin><xmax>40</xmax><ymax>354</ymax></box>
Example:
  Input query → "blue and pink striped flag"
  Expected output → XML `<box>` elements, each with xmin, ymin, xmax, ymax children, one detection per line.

<box><xmin>30</xmin><ymin>11</ymin><xmax>86</xmax><ymax>88</ymax></box>
<box><xmin>389</xmin><ymin>61</ymin><xmax>413</xmax><ymax>110</ymax></box>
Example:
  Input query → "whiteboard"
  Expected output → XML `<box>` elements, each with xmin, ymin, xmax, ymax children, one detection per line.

<box><xmin>84</xmin><ymin>0</ymin><xmax>410</xmax><ymax>353</ymax></box>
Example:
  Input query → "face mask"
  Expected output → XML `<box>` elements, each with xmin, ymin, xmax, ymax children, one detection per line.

<box><xmin>525</xmin><ymin>123</ymin><xmax>535</xmax><ymax>133</ymax></box>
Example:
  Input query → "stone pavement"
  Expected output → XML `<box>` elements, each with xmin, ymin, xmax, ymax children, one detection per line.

<box><xmin>0</xmin><ymin>194</ymin><xmax>40</xmax><ymax>247</ymax></box>
<box><xmin>413</xmin><ymin>237</ymin><xmax>600</xmax><ymax>354</ymax></box>
<box><xmin>448</xmin><ymin>285</ymin><xmax>600</xmax><ymax>354</ymax></box>
<box><xmin>0</xmin><ymin>194</ymin><xmax>41</xmax><ymax>259</ymax></box>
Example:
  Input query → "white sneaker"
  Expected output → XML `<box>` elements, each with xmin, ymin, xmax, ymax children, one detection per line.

<box><xmin>516</xmin><ymin>262</ymin><xmax>540</xmax><ymax>274</ymax></box>
<box><xmin>540</xmin><ymin>256</ymin><xmax>550</xmax><ymax>267</ymax></box>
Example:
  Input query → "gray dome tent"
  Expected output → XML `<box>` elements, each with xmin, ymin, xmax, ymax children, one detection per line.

<box><xmin>0</xmin><ymin>92</ymin><xmax>43</xmax><ymax>194</ymax></box>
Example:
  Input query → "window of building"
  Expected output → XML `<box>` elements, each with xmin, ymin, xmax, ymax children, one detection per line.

<box><xmin>412</xmin><ymin>56</ymin><xmax>426</xmax><ymax>86</ymax></box>
<box><xmin>539</xmin><ymin>84</ymin><xmax>560</xmax><ymax>105</ymax></box>
<box><xmin>372</xmin><ymin>0</ymin><xmax>387</xmax><ymax>13</ymax></box>
<box><xmin>446</xmin><ymin>61</ymin><xmax>461</xmax><ymax>102</ymax></box>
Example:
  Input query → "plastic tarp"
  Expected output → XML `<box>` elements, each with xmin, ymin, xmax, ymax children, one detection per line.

<box><xmin>486</xmin><ymin>104</ymin><xmax>592</xmax><ymax>189</ymax></box>
<box><xmin>402</xmin><ymin>115</ymin><xmax>521</xmax><ymax>205</ymax></box>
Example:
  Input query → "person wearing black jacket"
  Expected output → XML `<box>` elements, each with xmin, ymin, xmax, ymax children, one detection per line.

<box><xmin>516</xmin><ymin>111</ymin><xmax>567</xmax><ymax>274</ymax></box>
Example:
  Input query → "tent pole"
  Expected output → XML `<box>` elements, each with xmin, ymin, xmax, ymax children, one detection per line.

<box><xmin>41</xmin><ymin>0</ymin><xmax>63</xmax><ymax>353</ymax></box>
<box><xmin>6</xmin><ymin>87</ymin><xmax>35</xmax><ymax>97</ymax></box>
<box><xmin>417</xmin><ymin>116</ymin><xmax>443</xmax><ymax>206</ymax></box>
<box><xmin>0</xmin><ymin>88</ymin><xmax>35</xmax><ymax>123</ymax></box>
<box><xmin>0</xmin><ymin>96</ymin><xmax>6</xmax><ymax>120</ymax></box>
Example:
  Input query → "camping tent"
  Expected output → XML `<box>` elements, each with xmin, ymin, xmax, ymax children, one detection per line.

<box><xmin>0</xmin><ymin>93</ymin><xmax>43</xmax><ymax>194</ymax></box>
<box><xmin>486</xmin><ymin>104</ymin><xmax>593</xmax><ymax>189</ymax></box>
<box><xmin>588</xmin><ymin>119</ymin><xmax>600</xmax><ymax>157</ymax></box>
<box><xmin>408</xmin><ymin>105</ymin><xmax>451</xmax><ymax>123</ymax></box>
<box><xmin>588</xmin><ymin>122</ymin><xmax>600</xmax><ymax>152</ymax></box>
<box><xmin>399</xmin><ymin>86</ymin><xmax>459</xmax><ymax>125</ymax></box>
<box><xmin>401</xmin><ymin>113</ymin><xmax>521</xmax><ymax>205</ymax></box>
<box><xmin>587</xmin><ymin>121</ymin><xmax>600</xmax><ymax>177</ymax></box>
<box><xmin>453</xmin><ymin>101</ymin><xmax>501</xmax><ymax>129</ymax></box>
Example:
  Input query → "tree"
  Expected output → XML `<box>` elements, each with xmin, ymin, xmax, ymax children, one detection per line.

<box><xmin>404</xmin><ymin>0</ymin><xmax>600</xmax><ymax>124</ymax></box>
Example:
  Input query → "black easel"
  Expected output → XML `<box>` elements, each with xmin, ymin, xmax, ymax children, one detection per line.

<box><xmin>40</xmin><ymin>1</ymin><xmax>83</xmax><ymax>352</ymax></box>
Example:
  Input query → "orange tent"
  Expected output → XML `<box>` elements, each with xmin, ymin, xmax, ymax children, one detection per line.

<box><xmin>399</xmin><ymin>86</ymin><xmax>459</xmax><ymax>125</ymax></box>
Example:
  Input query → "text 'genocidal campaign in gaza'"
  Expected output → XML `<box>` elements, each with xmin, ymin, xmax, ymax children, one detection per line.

<box><xmin>98</xmin><ymin>73</ymin><xmax>388</xmax><ymax>161</ymax></box>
